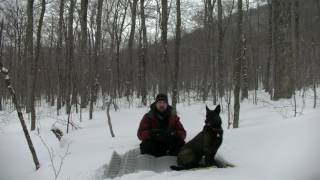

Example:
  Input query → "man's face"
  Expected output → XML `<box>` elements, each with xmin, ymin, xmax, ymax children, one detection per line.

<box><xmin>156</xmin><ymin>100</ymin><xmax>168</xmax><ymax>112</ymax></box>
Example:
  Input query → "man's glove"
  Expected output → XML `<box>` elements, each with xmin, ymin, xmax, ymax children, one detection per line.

<box><xmin>150</xmin><ymin>129</ymin><xmax>165</xmax><ymax>139</ymax></box>
<box><xmin>150</xmin><ymin>129</ymin><xmax>177</xmax><ymax>142</ymax></box>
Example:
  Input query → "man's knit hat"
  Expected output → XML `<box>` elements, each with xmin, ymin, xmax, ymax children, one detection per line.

<box><xmin>155</xmin><ymin>93</ymin><xmax>168</xmax><ymax>103</ymax></box>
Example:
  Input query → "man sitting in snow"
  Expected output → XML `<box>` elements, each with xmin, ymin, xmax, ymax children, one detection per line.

<box><xmin>137</xmin><ymin>93</ymin><xmax>186</xmax><ymax>157</ymax></box>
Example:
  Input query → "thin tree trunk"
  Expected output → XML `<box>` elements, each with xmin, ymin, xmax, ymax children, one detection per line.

<box><xmin>26</xmin><ymin>0</ymin><xmax>34</xmax><ymax>128</ymax></box>
<box><xmin>89</xmin><ymin>0</ymin><xmax>103</xmax><ymax>119</ymax></box>
<box><xmin>30</xmin><ymin>0</ymin><xmax>46</xmax><ymax>131</ymax></box>
<box><xmin>0</xmin><ymin>20</ymin><xmax>3</xmax><ymax>111</ymax></box>
<box><xmin>56</xmin><ymin>0</ymin><xmax>65</xmax><ymax>116</ymax></box>
<box><xmin>160</xmin><ymin>0</ymin><xmax>169</xmax><ymax>94</ymax></box>
<box><xmin>0</xmin><ymin>63</ymin><xmax>40</xmax><ymax>170</ymax></box>
<box><xmin>265</xmin><ymin>0</ymin><xmax>272</xmax><ymax>94</ymax></box>
<box><xmin>126</xmin><ymin>0</ymin><xmax>138</xmax><ymax>98</ymax></box>
<box><xmin>106</xmin><ymin>99</ymin><xmax>115</xmax><ymax>137</ymax></box>
<box><xmin>80</xmin><ymin>0</ymin><xmax>88</xmax><ymax>109</ymax></box>
<box><xmin>217</xmin><ymin>0</ymin><xmax>224</xmax><ymax>98</ymax></box>
<box><xmin>172</xmin><ymin>0</ymin><xmax>181</xmax><ymax>109</ymax></box>
<box><xmin>233</xmin><ymin>0</ymin><xmax>243</xmax><ymax>129</ymax></box>
<box><xmin>140</xmin><ymin>0</ymin><xmax>148</xmax><ymax>106</ymax></box>
<box><xmin>66</xmin><ymin>0</ymin><xmax>75</xmax><ymax>133</ymax></box>
<box><xmin>291</xmin><ymin>0</ymin><xmax>299</xmax><ymax>116</ymax></box>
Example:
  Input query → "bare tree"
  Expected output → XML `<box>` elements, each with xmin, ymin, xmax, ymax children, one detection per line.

<box><xmin>80</xmin><ymin>0</ymin><xmax>89</xmax><ymax>109</ymax></box>
<box><xmin>160</xmin><ymin>0</ymin><xmax>169</xmax><ymax>94</ymax></box>
<box><xmin>30</xmin><ymin>0</ymin><xmax>46</xmax><ymax>131</ymax></box>
<box><xmin>126</xmin><ymin>0</ymin><xmax>138</xmax><ymax>98</ymax></box>
<box><xmin>172</xmin><ymin>0</ymin><xmax>181</xmax><ymax>109</ymax></box>
<box><xmin>0</xmin><ymin>63</ymin><xmax>40</xmax><ymax>170</ymax></box>
<box><xmin>233</xmin><ymin>0</ymin><xmax>243</xmax><ymax>129</ymax></box>
<box><xmin>264</xmin><ymin>0</ymin><xmax>272</xmax><ymax>95</ymax></box>
<box><xmin>66</xmin><ymin>0</ymin><xmax>76</xmax><ymax>133</ymax></box>
<box><xmin>241</xmin><ymin>0</ymin><xmax>249</xmax><ymax>100</ymax></box>
<box><xmin>89</xmin><ymin>0</ymin><xmax>104</xmax><ymax>119</ymax></box>
<box><xmin>26</xmin><ymin>0</ymin><xmax>34</xmax><ymax>130</ymax></box>
<box><xmin>273</xmin><ymin>0</ymin><xmax>294</xmax><ymax>100</ymax></box>
<box><xmin>56</xmin><ymin>0</ymin><xmax>65</xmax><ymax>116</ymax></box>
<box><xmin>217</xmin><ymin>0</ymin><xmax>223</xmax><ymax>98</ymax></box>
<box><xmin>140</xmin><ymin>0</ymin><xmax>148</xmax><ymax>106</ymax></box>
<box><xmin>0</xmin><ymin>20</ymin><xmax>3</xmax><ymax>111</ymax></box>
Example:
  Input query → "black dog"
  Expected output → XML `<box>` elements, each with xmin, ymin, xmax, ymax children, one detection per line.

<box><xmin>171</xmin><ymin>105</ymin><xmax>224</xmax><ymax>170</ymax></box>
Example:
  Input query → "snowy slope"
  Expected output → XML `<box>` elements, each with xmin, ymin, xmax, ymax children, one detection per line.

<box><xmin>0</xmin><ymin>91</ymin><xmax>319</xmax><ymax>180</ymax></box>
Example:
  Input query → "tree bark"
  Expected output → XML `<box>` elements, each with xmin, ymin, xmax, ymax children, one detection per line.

<box><xmin>0</xmin><ymin>63</ymin><xmax>40</xmax><ymax>170</ymax></box>
<box><xmin>160</xmin><ymin>0</ymin><xmax>169</xmax><ymax>94</ymax></box>
<box><xmin>66</xmin><ymin>0</ymin><xmax>75</xmax><ymax>133</ymax></box>
<box><xmin>217</xmin><ymin>0</ymin><xmax>224</xmax><ymax>98</ymax></box>
<box><xmin>126</xmin><ymin>0</ymin><xmax>138</xmax><ymax>98</ymax></box>
<box><xmin>265</xmin><ymin>0</ymin><xmax>272</xmax><ymax>94</ymax></box>
<box><xmin>56</xmin><ymin>0</ymin><xmax>65</xmax><ymax>116</ymax></box>
<box><xmin>26</xmin><ymin>0</ymin><xmax>34</xmax><ymax>128</ymax></box>
<box><xmin>172</xmin><ymin>0</ymin><xmax>181</xmax><ymax>109</ymax></box>
<box><xmin>233</xmin><ymin>0</ymin><xmax>243</xmax><ymax>129</ymax></box>
<box><xmin>89</xmin><ymin>0</ymin><xmax>104</xmax><ymax>119</ymax></box>
<box><xmin>273</xmin><ymin>0</ymin><xmax>294</xmax><ymax>100</ymax></box>
<box><xmin>80</xmin><ymin>0</ymin><xmax>89</xmax><ymax>109</ymax></box>
<box><xmin>140</xmin><ymin>0</ymin><xmax>148</xmax><ymax>106</ymax></box>
<box><xmin>30</xmin><ymin>0</ymin><xmax>46</xmax><ymax>131</ymax></box>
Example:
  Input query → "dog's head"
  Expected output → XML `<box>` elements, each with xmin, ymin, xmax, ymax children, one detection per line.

<box><xmin>205</xmin><ymin>105</ymin><xmax>222</xmax><ymax>129</ymax></box>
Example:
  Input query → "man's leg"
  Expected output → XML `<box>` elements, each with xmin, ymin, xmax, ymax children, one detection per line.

<box><xmin>140</xmin><ymin>139</ymin><xmax>167</xmax><ymax>157</ymax></box>
<box><xmin>168</xmin><ymin>138</ymin><xmax>185</xmax><ymax>156</ymax></box>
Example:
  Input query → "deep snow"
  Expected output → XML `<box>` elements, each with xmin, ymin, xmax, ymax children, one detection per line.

<box><xmin>0</xmin><ymin>90</ymin><xmax>319</xmax><ymax>180</ymax></box>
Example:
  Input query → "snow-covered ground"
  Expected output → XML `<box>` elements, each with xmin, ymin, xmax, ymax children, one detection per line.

<box><xmin>0</xmin><ymin>90</ymin><xmax>319</xmax><ymax>180</ymax></box>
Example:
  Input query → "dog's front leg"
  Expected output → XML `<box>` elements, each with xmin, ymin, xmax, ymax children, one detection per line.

<box><xmin>204</xmin><ymin>154</ymin><xmax>215</xmax><ymax>166</ymax></box>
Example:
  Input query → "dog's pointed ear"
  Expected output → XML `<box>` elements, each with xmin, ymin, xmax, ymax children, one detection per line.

<box><xmin>206</xmin><ymin>105</ymin><xmax>210</xmax><ymax>112</ymax></box>
<box><xmin>214</xmin><ymin>105</ymin><xmax>221</xmax><ymax>114</ymax></box>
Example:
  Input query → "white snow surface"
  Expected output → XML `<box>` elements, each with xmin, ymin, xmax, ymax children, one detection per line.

<box><xmin>0</xmin><ymin>91</ymin><xmax>320</xmax><ymax>180</ymax></box>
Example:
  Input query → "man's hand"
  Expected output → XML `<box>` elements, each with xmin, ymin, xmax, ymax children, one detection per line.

<box><xmin>150</xmin><ymin>129</ymin><xmax>177</xmax><ymax>142</ymax></box>
<box><xmin>150</xmin><ymin>129</ymin><xmax>165</xmax><ymax>139</ymax></box>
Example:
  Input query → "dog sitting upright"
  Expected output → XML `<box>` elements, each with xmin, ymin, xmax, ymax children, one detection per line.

<box><xmin>171</xmin><ymin>105</ymin><xmax>224</xmax><ymax>170</ymax></box>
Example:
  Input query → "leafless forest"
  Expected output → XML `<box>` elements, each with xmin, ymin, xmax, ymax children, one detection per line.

<box><xmin>0</xmin><ymin>0</ymin><xmax>319</xmax><ymax>130</ymax></box>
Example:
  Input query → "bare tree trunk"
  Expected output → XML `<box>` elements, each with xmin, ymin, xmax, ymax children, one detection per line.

<box><xmin>26</xmin><ymin>0</ymin><xmax>34</xmax><ymax>129</ymax></box>
<box><xmin>30</xmin><ymin>0</ymin><xmax>46</xmax><ymax>131</ymax></box>
<box><xmin>160</xmin><ymin>0</ymin><xmax>169</xmax><ymax>94</ymax></box>
<box><xmin>140</xmin><ymin>0</ymin><xmax>148</xmax><ymax>106</ymax></box>
<box><xmin>89</xmin><ymin>0</ymin><xmax>103</xmax><ymax>119</ymax></box>
<box><xmin>66</xmin><ymin>0</ymin><xmax>75</xmax><ymax>133</ymax></box>
<box><xmin>273</xmin><ymin>0</ymin><xmax>293</xmax><ymax>100</ymax></box>
<box><xmin>106</xmin><ymin>98</ymin><xmax>115</xmax><ymax>137</ymax></box>
<box><xmin>241</xmin><ymin>0</ymin><xmax>249</xmax><ymax>100</ymax></box>
<box><xmin>126</xmin><ymin>0</ymin><xmax>138</xmax><ymax>99</ymax></box>
<box><xmin>291</xmin><ymin>0</ymin><xmax>299</xmax><ymax>116</ymax></box>
<box><xmin>233</xmin><ymin>0</ymin><xmax>243</xmax><ymax>129</ymax></box>
<box><xmin>241</xmin><ymin>34</ymin><xmax>248</xmax><ymax>101</ymax></box>
<box><xmin>0</xmin><ymin>20</ymin><xmax>3</xmax><ymax>111</ymax></box>
<box><xmin>172</xmin><ymin>0</ymin><xmax>181</xmax><ymax>109</ymax></box>
<box><xmin>0</xmin><ymin>63</ymin><xmax>40</xmax><ymax>170</ymax></box>
<box><xmin>56</xmin><ymin>0</ymin><xmax>65</xmax><ymax>116</ymax></box>
<box><xmin>311</xmin><ymin>38</ymin><xmax>317</xmax><ymax>108</ymax></box>
<box><xmin>80</xmin><ymin>0</ymin><xmax>89</xmax><ymax>109</ymax></box>
<box><xmin>217</xmin><ymin>0</ymin><xmax>224</xmax><ymax>98</ymax></box>
<box><xmin>265</xmin><ymin>0</ymin><xmax>272</xmax><ymax>94</ymax></box>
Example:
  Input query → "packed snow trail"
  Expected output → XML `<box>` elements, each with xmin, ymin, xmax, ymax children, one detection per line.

<box><xmin>101</xmin><ymin>147</ymin><xmax>234</xmax><ymax>179</ymax></box>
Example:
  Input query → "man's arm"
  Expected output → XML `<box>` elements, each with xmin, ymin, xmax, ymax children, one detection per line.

<box><xmin>137</xmin><ymin>114</ymin><xmax>151</xmax><ymax>140</ymax></box>
<box><xmin>174</xmin><ymin>116</ymin><xmax>186</xmax><ymax>140</ymax></box>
